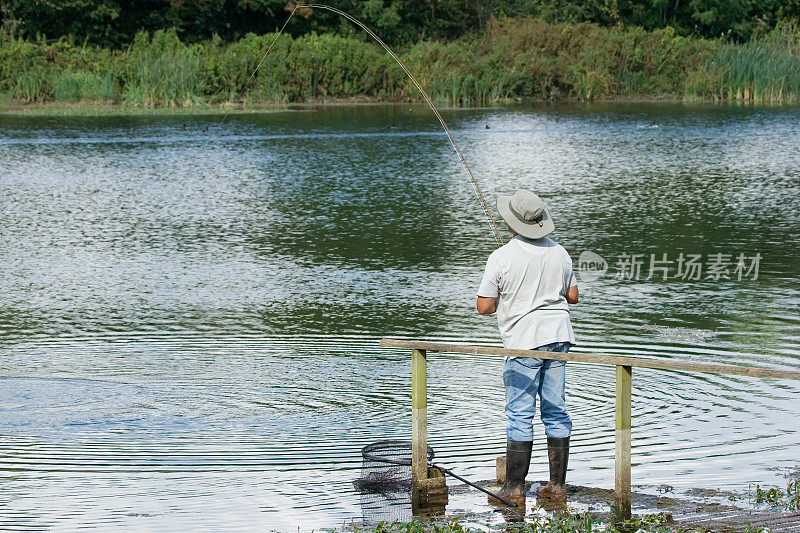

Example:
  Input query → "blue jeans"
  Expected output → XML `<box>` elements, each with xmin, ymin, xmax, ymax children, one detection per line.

<box><xmin>504</xmin><ymin>342</ymin><xmax>572</xmax><ymax>441</ymax></box>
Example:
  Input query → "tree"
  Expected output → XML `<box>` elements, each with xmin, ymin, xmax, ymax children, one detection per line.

<box><xmin>2</xmin><ymin>0</ymin><xmax>799</xmax><ymax>46</ymax></box>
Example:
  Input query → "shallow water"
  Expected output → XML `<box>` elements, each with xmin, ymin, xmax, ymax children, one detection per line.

<box><xmin>1</xmin><ymin>103</ymin><xmax>799</xmax><ymax>531</ymax></box>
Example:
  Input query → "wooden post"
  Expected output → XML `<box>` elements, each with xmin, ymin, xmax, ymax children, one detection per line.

<box><xmin>615</xmin><ymin>365</ymin><xmax>632</xmax><ymax>519</ymax></box>
<box><xmin>411</xmin><ymin>349</ymin><xmax>428</xmax><ymax>495</ymax></box>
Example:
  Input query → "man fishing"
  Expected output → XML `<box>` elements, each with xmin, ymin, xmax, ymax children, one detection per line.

<box><xmin>477</xmin><ymin>189</ymin><xmax>579</xmax><ymax>508</ymax></box>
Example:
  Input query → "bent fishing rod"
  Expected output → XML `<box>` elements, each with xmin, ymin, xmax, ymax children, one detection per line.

<box><xmin>220</xmin><ymin>6</ymin><xmax>515</xmax><ymax>505</ymax></box>
<box><xmin>222</xmin><ymin>3</ymin><xmax>504</xmax><ymax>247</ymax></box>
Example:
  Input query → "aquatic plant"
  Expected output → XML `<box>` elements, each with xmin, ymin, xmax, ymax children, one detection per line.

<box><xmin>52</xmin><ymin>68</ymin><xmax>114</xmax><ymax>102</ymax></box>
<box><xmin>713</xmin><ymin>24</ymin><xmax>800</xmax><ymax>103</ymax></box>
<box><xmin>0</xmin><ymin>33</ymin><xmax>119</xmax><ymax>103</ymax></box>
<box><xmin>121</xmin><ymin>29</ymin><xmax>203</xmax><ymax>107</ymax></box>
<box><xmin>12</xmin><ymin>67</ymin><xmax>51</xmax><ymax>102</ymax></box>
<box><xmin>751</xmin><ymin>471</ymin><xmax>800</xmax><ymax>511</ymax></box>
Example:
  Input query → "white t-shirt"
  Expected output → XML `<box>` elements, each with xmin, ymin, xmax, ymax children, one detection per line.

<box><xmin>477</xmin><ymin>236</ymin><xmax>577</xmax><ymax>349</ymax></box>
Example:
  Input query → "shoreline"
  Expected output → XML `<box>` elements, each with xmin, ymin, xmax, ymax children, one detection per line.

<box><xmin>2</xmin><ymin>95</ymin><xmax>796</xmax><ymax>117</ymax></box>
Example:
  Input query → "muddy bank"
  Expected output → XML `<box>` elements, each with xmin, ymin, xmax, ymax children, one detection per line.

<box><xmin>392</xmin><ymin>480</ymin><xmax>800</xmax><ymax>532</ymax></box>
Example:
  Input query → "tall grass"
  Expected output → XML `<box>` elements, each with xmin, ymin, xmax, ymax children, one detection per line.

<box><xmin>53</xmin><ymin>68</ymin><xmax>114</xmax><ymax>101</ymax></box>
<box><xmin>121</xmin><ymin>29</ymin><xmax>202</xmax><ymax>106</ymax></box>
<box><xmin>13</xmin><ymin>68</ymin><xmax>51</xmax><ymax>102</ymax></box>
<box><xmin>0</xmin><ymin>35</ymin><xmax>117</xmax><ymax>103</ymax></box>
<box><xmin>713</xmin><ymin>25</ymin><xmax>800</xmax><ymax>103</ymax></box>
<box><xmin>1</xmin><ymin>19</ymin><xmax>798</xmax><ymax>107</ymax></box>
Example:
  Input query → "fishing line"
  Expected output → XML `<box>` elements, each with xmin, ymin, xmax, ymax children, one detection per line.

<box><xmin>217</xmin><ymin>7</ymin><xmax>299</xmax><ymax>128</ymax></box>
<box><xmin>220</xmin><ymin>3</ymin><xmax>504</xmax><ymax>246</ymax></box>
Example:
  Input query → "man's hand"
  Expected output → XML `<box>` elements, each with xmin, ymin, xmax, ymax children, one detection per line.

<box><xmin>566</xmin><ymin>285</ymin><xmax>579</xmax><ymax>304</ymax></box>
<box><xmin>476</xmin><ymin>296</ymin><xmax>498</xmax><ymax>315</ymax></box>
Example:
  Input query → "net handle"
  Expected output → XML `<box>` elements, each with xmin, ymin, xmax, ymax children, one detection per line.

<box><xmin>361</xmin><ymin>457</ymin><xmax>518</xmax><ymax>508</ymax></box>
<box><xmin>432</xmin><ymin>465</ymin><xmax>518</xmax><ymax>507</ymax></box>
<box><xmin>361</xmin><ymin>443</ymin><xmax>518</xmax><ymax>508</ymax></box>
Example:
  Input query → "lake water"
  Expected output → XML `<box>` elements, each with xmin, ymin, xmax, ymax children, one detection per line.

<box><xmin>1</xmin><ymin>103</ymin><xmax>799</xmax><ymax>531</ymax></box>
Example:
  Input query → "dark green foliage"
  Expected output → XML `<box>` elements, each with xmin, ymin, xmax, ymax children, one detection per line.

<box><xmin>0</xmin><ymin>0</ymin><xmax>490</xmax><ymax>48</ymax></box>
<box><xmin>0</xmin><ymin>0</ymin><xmax>173</xmax><ymax>47</ymax></box>
<box><xmin>2</xmin><ymin>0</ymin><xmax>800</xmax><ymax>47</ymax></box>
<box><xmin>684</xmin><ymin>0</ymin><xmax>800</xmax><ymax>41</ymax></box>
<box><xmin>491</xmin><ymin>0</ymin><xmax>800</xmax><ymax>42</ymax></box>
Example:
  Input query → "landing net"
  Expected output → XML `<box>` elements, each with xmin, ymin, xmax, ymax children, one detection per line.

<box><xmin>354</xmin><ymin>440</ymin><xmax>434</xmax><ymax>493</ymax></box>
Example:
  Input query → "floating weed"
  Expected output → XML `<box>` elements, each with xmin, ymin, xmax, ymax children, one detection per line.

<box><xmin>789</xmin><ymin>478</ymin><xmax>800</xmax><ymax>511</ymax></box>
<box><xmin>754</xmin><ymin>484</ymin><xmax>784</xmax><ymax>505</ymax></box>
<box><xmin>750</xmin><ymin>471</ymin><xmax>800</xmax><ymax>511</ymax></box>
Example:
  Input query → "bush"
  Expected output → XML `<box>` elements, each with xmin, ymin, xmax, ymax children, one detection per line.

<box><xmin>0</xmin><ymin>18</ymin><xmax>797</xmax><ymax>107</ymax></box>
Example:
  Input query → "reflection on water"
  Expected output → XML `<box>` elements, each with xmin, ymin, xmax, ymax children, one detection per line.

<box><xmin>1</xmin><ymin>104</ymin><xmax>799</xmax><ymax>531</ymax></box>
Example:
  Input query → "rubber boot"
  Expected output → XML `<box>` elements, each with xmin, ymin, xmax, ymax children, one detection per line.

<box><xmin>537</xmin><ymin>437</ymin><xmax>569</xmax><ymax>509</ymax></box>
<box><xmin>489</xmin><ymin>440</ymin><xmax>532</xmax><ymax>507</ymax></box>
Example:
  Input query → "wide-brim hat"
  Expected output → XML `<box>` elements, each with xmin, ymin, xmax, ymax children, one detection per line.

<box><xmin>497</xmin><ymin>189</ymin><xmax>555</xmax><ymax>239</ymax></box>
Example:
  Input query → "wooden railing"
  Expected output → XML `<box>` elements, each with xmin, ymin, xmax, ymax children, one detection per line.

<box><xmin>379</xmin><ymin>338</ymin><xmax>800</xmax><ymax>518</ymax></box>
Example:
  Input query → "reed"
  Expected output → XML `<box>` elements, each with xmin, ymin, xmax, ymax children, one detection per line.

<box><xmin>714</xmin><ymin>25</ymin><xmax>800</xmax><ymax>103</ymax></box>
<box><xmin>12</xmin><ymin>68</ymin><xmax>51</xmax><ymax>103</ymax></box>
<box><xmin>53</xmin><ymin>68</ymin><xmax>115</xmax><ymax>102</ymax></box>
<box><xmin>121</xmin><ymin>29</ymin><xmax>203</xmax><ymax>106</ymax></box>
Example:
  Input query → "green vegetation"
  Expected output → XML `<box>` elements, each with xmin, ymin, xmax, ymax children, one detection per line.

<box><xmin>714</xmin><ymin>30</ymin><xmax>800</xmax><ymax>103</ymax></box>
<box><xmin>751</xmin><ymin>472</ymin><xmax>800</xmax><ymax>511</ymax></box>
<box><xmin>334</xmin><ymin>511</ymin><xmax>701</xmax><ymax>532</ymax></box>
<box><xmin>2</xmin><ymin>18</ymin><xmax>799</xmax><ymax>109</ymax></box>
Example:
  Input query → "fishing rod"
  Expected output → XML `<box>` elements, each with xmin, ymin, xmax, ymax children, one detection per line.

<box><xmin>226</xmin><ymin>9</ymin><xmax>512</xmax><ymax>504</ymax></box>
<box><xmin>222</xmin><ymin>3</ymin><xmax>504</xmax><ymax>246</ymax></box>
